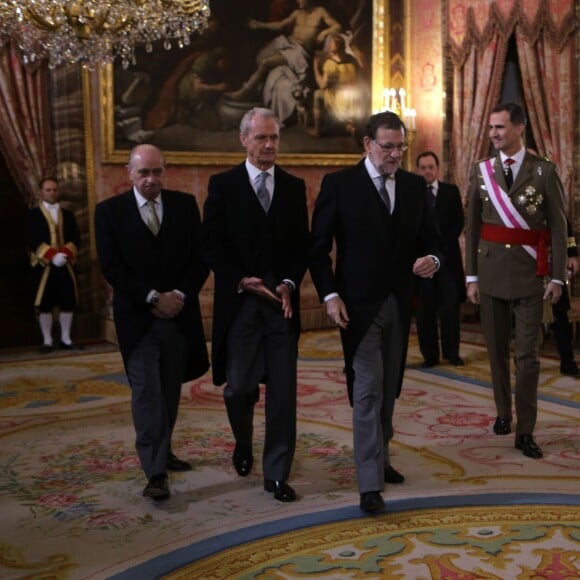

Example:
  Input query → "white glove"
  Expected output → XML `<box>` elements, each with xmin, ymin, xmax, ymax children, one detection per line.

<box><xmin>51</xmin><ymin>253</ymin><xmax>67</xmax><ymax>267</ymax></box>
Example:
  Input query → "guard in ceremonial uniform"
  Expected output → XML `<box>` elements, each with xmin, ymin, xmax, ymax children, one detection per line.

<box><xmin>465</xmin><ymin>102</ymin><xmax>567</xmax><ymax>459</ymax></box>
<box><xmin>25</xmin><ymin>178</ymin><xmax>81</xmax><ymax>352</ymax></box>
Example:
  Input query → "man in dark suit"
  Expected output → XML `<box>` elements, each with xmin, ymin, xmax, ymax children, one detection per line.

<box><xmin>201</xmin><ymin>107</ymin><xmax>309</xmax><ymax>503</ymax></box>
<box><xmin>94</xmin><ymin>144</ymin><xmax>209</xmax><ymax>501</ymax></box>
<box><xmin>551</xmin><ymin>220</ymin><xmax>579</xmax><ymax>376</ymax></box>
<box><xmin>309</xmin><ymin>111</ymin><xmax>443</xmax><ymax>514</ymax></box>
<box><xmin>465</xmin><ymin>102</ymin><xmax>567</xmax><ymax>459</ymax></box>
<box><xmin>25</xmin><ymin>177</ymin><xmax>81</xmax><ymax>352</ymax></box>
<box><xmin>415</xmin><ymin>151</ymin><xmax>466</xmax><ymax>367</ymax></box>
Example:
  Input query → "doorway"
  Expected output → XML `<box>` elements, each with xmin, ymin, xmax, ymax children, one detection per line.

<box><xmin>0</xmin><ymin>154</ymin><xmax>38</xmax><ymax>347</ymax></box>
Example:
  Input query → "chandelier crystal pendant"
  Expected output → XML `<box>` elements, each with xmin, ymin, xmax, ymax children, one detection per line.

<box><xmin>0</xmin><ymin>0</ymin><xmax>211</xmax><ymax>69</ymax></box>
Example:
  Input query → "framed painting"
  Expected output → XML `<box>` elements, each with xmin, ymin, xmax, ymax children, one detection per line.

<box><xmin>101</xmin><ymin>0</ymin><xmax>384</xmax><ymax>165</ymax></box>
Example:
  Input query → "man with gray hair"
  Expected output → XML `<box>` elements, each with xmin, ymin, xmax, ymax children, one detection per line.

<box><xmin>201</xmin><ymin>107</ymin><xmax>309</xmax><ymax>502</ymax></box>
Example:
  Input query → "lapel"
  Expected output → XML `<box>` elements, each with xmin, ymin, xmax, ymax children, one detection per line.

<box><xmin>512</xmin><ymin>153</ymin><xmax>533</xmax><ymax>191</ymax></box>
<box><xmin>122</xmin><ymin>189</ymin><xmax>159</xmax><ymax>237</ymax></box>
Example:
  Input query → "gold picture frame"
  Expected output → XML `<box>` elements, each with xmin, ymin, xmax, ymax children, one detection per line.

<box><xmin>101</xmin><ymin>0</ymin><xmax>386</xmax><ymax>166</ymax></box>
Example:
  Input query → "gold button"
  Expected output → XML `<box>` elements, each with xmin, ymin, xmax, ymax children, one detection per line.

<box><xmin>505</xmin><ymin>244</ymin><xmax>511</xmax><ymax>248</ymax></box>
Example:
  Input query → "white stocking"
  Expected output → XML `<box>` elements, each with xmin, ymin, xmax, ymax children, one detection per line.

<box><xmin>59</xmin><ymin>311</ymin><xmax>74</xmax><ymax>345</ymax></box>
<box><xmin>38</xmin><ymin>312</ymin><xmax>53</xmax><ymax>346</ymax></box>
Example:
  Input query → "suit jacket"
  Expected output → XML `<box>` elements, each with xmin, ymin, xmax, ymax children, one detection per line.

<box><xmin>465</xmin><ymin>152</ymin><xmax>567</xmax><ymax>299</ymax></box>
<box><xmin>201</xmin><ymin>162</ymin><xmax>309</xmax><ymax>386</ymax></box>
<box><xmin>94</xmin><ymin>189</ymin><xmax>209</xmax><ymax>381</ymax></box>
<box><xmin>431</xmin><ymin>181</ymin><xmax>466</xmax><ymax>300</ymax></box>
<box><xmin>309</xmin><ymin>160</ymin><xmax>443</xmax><ymax>398</ymax></box>
<box><xmin>26</xmin><ymin>205</ymin><xmax>80</xmax><ymax>306</ymax></box>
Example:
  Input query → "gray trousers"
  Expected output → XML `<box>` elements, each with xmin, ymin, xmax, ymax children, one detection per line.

<box><xmin>352</xmin><ymin>295</ymin><xmax>404</xmax><ymax>493</ymax></box>
<box><xmin>224</xmin><ymin>293</ymin><xmax>298</xmax><ymax>482</ymax></box>
<box><xmin>126</xmin><ymin>318</ymin><xmax>186</xmax><ymax>479</ymax></box>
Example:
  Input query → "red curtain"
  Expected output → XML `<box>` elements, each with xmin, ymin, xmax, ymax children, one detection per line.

<box><xmin>0</xmin><ymin>43</ymin><xmax>53</xmax><ymax>206</ymax></box>
<box><xmin>448</xmin><ymin>0</ymin><xmax>577</xmax><ymax>203</ymax></box>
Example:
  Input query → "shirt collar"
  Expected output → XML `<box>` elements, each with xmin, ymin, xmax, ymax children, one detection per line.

<box><xmin>500</xmin><ymin>147</ymin><xmax>525</xmax><ymax>166</ymax></box>
<box><xmin>134</xmin><ymin>187</ymin><xmax>161</xmax><ymax>207</ymax></box>
<box><xmin>364</xmin><ymin>156</ymin><xmax>396</xmax><ymax>181</ymax></box>
<box><xmin>246</xmin><ymin>160</ymin><xmax>274</xmax><ymax>183</ymax></box>
<box><xmin>42</xmin><ymin>200</ymin><xmax>59</xmax><ymax>210</ymax></box>
<box><xmin>427</xmin><ymin>180</ymin><xmax>439</xmax><ymax>192</ymax></box>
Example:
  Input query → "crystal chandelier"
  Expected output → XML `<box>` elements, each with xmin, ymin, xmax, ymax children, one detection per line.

<box><xmin>0</xmin><ymin>0</ymin><xmax>211</xmax><ymax>69</ymax></box>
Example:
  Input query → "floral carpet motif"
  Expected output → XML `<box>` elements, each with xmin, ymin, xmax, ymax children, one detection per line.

<box><xmin>0</xmin><ymin>331</ymin><xmax>579</xmax><ymax>579</ymax></box>
<box><xmin>181</xmin><ymin>505</ymin><xmax>580</xmax><ymax>579</ymax></box>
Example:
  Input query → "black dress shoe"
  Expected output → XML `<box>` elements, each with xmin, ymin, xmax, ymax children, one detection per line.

<box><xmin>167</xmin><ymin>452</ymin><xmax>192</xmax><ymax>471</ymax></box>
<box><xmin>384</xmin><ymin>466</ymin><xmax>405</xmax><ymax>484</ymax></box>
<box><xmin>38</xmin><ymin>344</ymin><xmax>53</xmax><ymax>354</ymax></box>
<box><xmin>493</xmin><ymin>416</ymin><xmax>512</xmax><ymax>435</ymax></box>
<box><xmin>264</xmin><ymin>479</ymin><xmax>297</xmax><ymax>502</ymax></box>
<box><xmin>232</xmin><ymin>447</ymin><xmax>253</xmax><ymax>477</ymax></box>
<box><xmin>359</xmin><ymin>491</ymin><xmax>385</xmax><ymax>513</ymax></box>
<box><xmin>515</xmin><ymin>434</ymin><xmax>543</xmax><ymax>459</ymax></box>
<box><xmin>143</xmin><ymin>474</ymin><xmax>170</xmax><ymax>500</ymax></box>
<box><xmin>421</xmin><ymin>359</ymin><xmax>438</xmax><ymax>368</ymax></box>
<box><xmin>560</xmin><ymin>364</ymin><xmax>579</xmax><ymax>377</ymax></box>
<box><xmin>445</xmin><ymin>356</ymin><xmax>465</xmax><ymax>366</ymax></box>
<box><xmin>59</xmin><ymin>341</ymin><xmax>85</xmax><ymax>350</ymax></box>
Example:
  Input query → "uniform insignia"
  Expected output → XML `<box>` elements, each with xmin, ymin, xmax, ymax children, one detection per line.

<box><xmin>516</xmin><ymin>185</ymin><xmax>543</xmax><ymax>215</ymax></box>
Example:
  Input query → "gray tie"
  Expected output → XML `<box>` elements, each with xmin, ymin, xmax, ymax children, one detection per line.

<box><xmin>146</xmin><ymin>200</ymin><xmax>160</xmax><ymax>235</ymax></box>
<box><xmin>378</xmin><ymin>174</ymin><xmax>391</xmax><ymax>213</ymax></box>
<box><xmin>256</xmin><ymin>172</ymin><xmax>271</xmax><ymax>213</ymax></box>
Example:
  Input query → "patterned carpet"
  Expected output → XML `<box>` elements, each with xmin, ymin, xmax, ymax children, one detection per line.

<box><xmin>1</xmin><ymin>329</ymin><xmax>579</xmax><ymax>579</ymax></box>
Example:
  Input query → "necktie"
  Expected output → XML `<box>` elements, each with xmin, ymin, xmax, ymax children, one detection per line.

<box><xmin>427</xmin><ymin>185</ymin><xmax>436</xmax><ymax>207</ymax></box>
<box><xmin>378</xmin><ymin>174</ymin><xmax>392</xmax><ymax>213</ymax></box>
<box><xmin>256</xmin><ymin>171</ymin><xmax>271</xmax><ymax>213</ymax></box>
<box><xmin>146</xmin><ymin>200</ymin><xmax>160</xmax><ymax>235</ymax></box>
<box><xmin>504</xmin><ymin>158</ymin><xmax>515</xmax><ymax>190</ymax></box>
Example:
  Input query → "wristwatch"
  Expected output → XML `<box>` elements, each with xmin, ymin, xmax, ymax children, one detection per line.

<box><xmin>149</xmin><ymin>290</ymin><xmax>160</xmax><ymax>305</ymax></box>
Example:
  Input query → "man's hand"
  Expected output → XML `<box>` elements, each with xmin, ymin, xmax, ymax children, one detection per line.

<box><xmin>152</xmin><ymin>292</ymin><xmax>185</xmax><ymax>318</ymax></box>
<box><xmin>412</xmin><ymin>255</ymin><xmax>438</xmax><ymax>278</ymax></box>
<box><xmin>544</xmin><ymin>281</ymin><xmax>562</xmax><ymax>304</ymax></box>
<box><xmin>275</xmin><ymin>283</ymin><xmax>293</xmax><ymax>319</ymax></box>
<box><xmin>567</xmin><ymin>256</ymin><xmax>580</xmax><ymax>277</ymax></box>
<box><xmin>467</xmin><ymin>282</ymin><xmax>480</xmax><ymax>305</ymax></box>
<box><xmin>240</xmin><ymin>277</ymin><xmax>282</xmax><ymax>304</ymax></box>
<box><xmin>326</xmin><ymin>296</ymin><xmax>349</xmax><ymax>329</ymax></box>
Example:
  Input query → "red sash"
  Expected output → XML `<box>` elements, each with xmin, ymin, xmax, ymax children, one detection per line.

<box><xmin>481</xmin><ymin>223</ymin><xmax>550</xmax><ymax>277</ymax></box>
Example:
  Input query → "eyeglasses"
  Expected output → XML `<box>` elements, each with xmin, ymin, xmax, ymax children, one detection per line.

<box><xmin>372</xmin><ymin>140</ymin><xmax>408</xmax><ymax>153</ymax></box>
